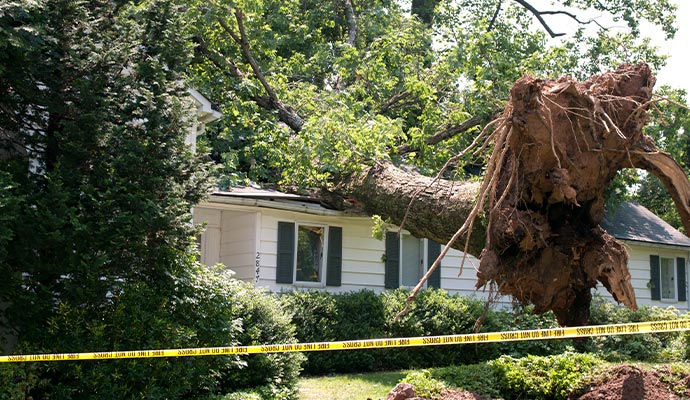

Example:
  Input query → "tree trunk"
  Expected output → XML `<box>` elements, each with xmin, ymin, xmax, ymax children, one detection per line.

<box><xmin>337</xmin><ymin>162</ymin><xmax>486</xmax><ymax>256</ymax></box>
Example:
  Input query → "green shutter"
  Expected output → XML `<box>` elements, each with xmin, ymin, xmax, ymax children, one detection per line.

<box><xmin>427</xmin><ymin>240</ymin><xmax>442</xmax><ymax>288</ymax></box>
<box><xmin>276</xmin><ymin>222</ymin><xmax>295</xmax><ymax>284</ymax></box>
<box><xmin>385</xmin><ymin>232</ymin><xmax>400</xmax><ymax>289</ymax></box>
<box><xmin>677</xmin><ymin>257</ymin><xmax>687</xmax><ymax>302</ymax></box>
<box><xmin>650</xmin><ymin>255</ymin><xmax>661</xmax><ymax>301</ymax></box>
<box><xmin>326</xmin><ymin>227</ymin><xmax>342</xmax><ymax>286</ymax></box>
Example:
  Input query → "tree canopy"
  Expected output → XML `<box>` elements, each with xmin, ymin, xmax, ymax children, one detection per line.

<box><xmin>188</xmin><ymin>0</ymin><xmax>690</xmax><ymax>323</ymax></box>
<box><xmin>189</xmin><ymin>0</ymin><xmax>681</xmax><ymax>190</ymax></box>
<box><xmin>0</xmin><ymin>0</ymin><xmax>210</xmax><ymax>351</ymax></box>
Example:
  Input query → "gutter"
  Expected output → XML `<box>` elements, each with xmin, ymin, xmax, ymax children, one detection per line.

<box><xmin>201</xmin><ymin>194</ymin><xmax>355</xmax><ymax>217</ymax></box>
<box><xmin>619</xmin><ymin>239</ymin><xmax>690</xmax><ymax>252</ymax></box>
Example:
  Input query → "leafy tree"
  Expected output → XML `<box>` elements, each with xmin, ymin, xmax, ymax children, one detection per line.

<box><xmin>188</xmin><ymin>0</ymin><xmax>689</xmax><ymax>323</ymax></box>
<box><xmin>0</xmin><ymin>0</ymin><xmax>211</xmax><ymax>361</ymax></box>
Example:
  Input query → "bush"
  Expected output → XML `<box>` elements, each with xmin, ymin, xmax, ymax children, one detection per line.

<box><xmin>489</xmin><ymin>352</ymin><xmax>602</xmax><ymax>400</ymax></box>
<box><xmin>433</xmin><ymin>363</ymin><xmax>502</xmax><ymax>399</ymax></box>
<box><xmin>586</xmin><ymin>294</ymin><xmax>685</xmax><ymax>362</ymax></box>
<box><xmin>400</xmin><ymin>370</ymin><xmax>446</xmax><ymax>399</ymax></box>
<box><xmin>488</xmin><ymin>305</ymin><xmax>573</xmax><ymax>358</ymax></box>
<box><xmin>284</xmin><ymin>288</ymin><xmax>507</xmax><ymax>373</ymax></box>
<box><xmin>282</xmin><ymin>290</ymin><xmax>385</xmax><ymax>373</ymax></box>
<box><xmin>381</xmin><ymin>288</ymin><xmax>492</xmax><ymax>367</ymax></box>
<box><xmin>0</xmin><ymin>264</ymin><xmax>303</xmax><ymax>399</ymax></box>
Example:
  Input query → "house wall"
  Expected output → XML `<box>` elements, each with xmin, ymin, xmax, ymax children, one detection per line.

<box><xmin>193</xmin><ymin>206</ymin><xmax>258</xmax><ymax>281</ymax></box>
<box><xmin>220</xmin><ymin>210</ymin><xmax>258</xmax><ymax>281</ymax></box>
<box><xmin>196</xmin><ymin>201</ymin><xmax>689</xmax><ymax>313</ymax></box>
<box><xmin>194</xmin><ymin>203</ymin><xmax>493</xmax><ymax>301</ymax></box>
<box><xmin>194</xmin><ymin>207</ymin><xmax>221</xmax><ymax>266</ymax></box>
<box><xmin>593</xmin><ymin>240</ymin><xmax>690</xmax><ymax>312</ymax></box>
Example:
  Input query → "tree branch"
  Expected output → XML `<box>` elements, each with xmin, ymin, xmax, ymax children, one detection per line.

<box><xmin>397</xmin><ymin>113</ymin><xmax>488</xmax><ymax>154</ymax></box>
<box><xmin>487</xmin><ymin>0</ymin><xmax>502</xmax><ymax>32</ymax></box>
<box><xmin>512</xmin><ymin>0</ymin><xmax>607</xmax><ymax>38</ymax></box>
<box><xmin>512</xmin><ymin>0</ymin><xmax>565</xmax><ymax>38</ymax></box>
<box><xmin>343</xmin><ymin>0</ymin><xmax>357</xmax><ymax>46</ymax></box>
<box><xmin>211</xmin><ymin>9</ymin><xmax>305</xmax><ymax>132</ymax></box>
<box><xmin>217</xmin><ymin>11</ymin><xmax>277</xmax><ymax>101</ymax></box>
<box><xmin>378</xmin><ymin>91</ymin><xmax>411</xmax><ymax>114</ymax></box>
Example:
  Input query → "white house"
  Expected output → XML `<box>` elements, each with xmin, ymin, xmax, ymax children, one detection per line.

<box><xmin>597</xmin><ymin>201</ymin><xmax>690</xmax><ymax>310</ymax></box>
<box><xmin>192</xmin><ymin>189</ymin><xmax>690</xmax><ymax>311</ymax></box>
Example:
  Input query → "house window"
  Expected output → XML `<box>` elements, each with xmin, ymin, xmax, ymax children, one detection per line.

<box><xmin>275</xmin><ymin>221</ymin><xmax>342</xmax><ymax>286</ymax></box>
<box><xmin>660</xmin><ymin>257</ymin><xmax>676</xmax><ymax>300</ymax></box>
<box><xmin>296</xmin><ymin>225</ymin><xmax>325</xmax><ymax>283</ymax></box>
<box><xmin>650</xmin><ymin>255</ymin><xmax>686</xmax><ymax>302</ymax></box>
<box><xmin>385</xmin><ymin>232</ymin><xmax>441</xmax><ymax>289</ymax></box>
<box><xmin>401</xmin><ymin>235</ymin><xmax>423</xmax><ymax>287</ymax></box>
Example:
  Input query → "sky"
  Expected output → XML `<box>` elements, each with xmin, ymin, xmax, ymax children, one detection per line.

<box><xmin>531</xmin><ymin>0</ymin><xmax>689</xmax><ymax>94</ymax></box>
<box><xmin>648</xmin><ymin>1</ymin><xmax>690</xmax><ymax>93</ymax></box>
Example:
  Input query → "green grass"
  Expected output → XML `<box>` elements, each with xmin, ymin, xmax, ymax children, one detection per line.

<box><xmin>299</xmin><ymin>370</ymin><xmax>406</xmax><ymax>400</ymax></box>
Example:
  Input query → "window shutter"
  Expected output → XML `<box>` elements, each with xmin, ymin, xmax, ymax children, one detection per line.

<box><xmin>326</xmin><ymin>227</ymin><xmax>342</xmax><ymax>286</ymax></box>
<box><xmin>385</xmin><ymin>232</ymin><xmax>400</xmax><ymax>289</ymax></box>
<box><xmin>677</xmin><ymin>257</ymin><xmax>687</xmax><ymax>302</ymax></box>
<box><xmin>427</xmin><ymin>240</ymin><xmax>442</xmax><ymax>288</ymax></box>
<box><xmin>276</xmin><ymin>222</ymin><xmax>295</xmax><ymax>283</ymax></box>
<box><xmin>650</xmin><ymin>255</ymin><xmax>661</xmax><ymax>301</ymax></box>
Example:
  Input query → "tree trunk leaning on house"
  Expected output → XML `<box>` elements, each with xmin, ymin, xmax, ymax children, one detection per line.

<box><xmin>192</xmin><ymin>0</ymin><xmax>686</xmax><ymax>326</ymax></box>
<box><xmin>336</xmin><ymin>63</ymin><xmax>690</xmax><ymax>326</ymax></box>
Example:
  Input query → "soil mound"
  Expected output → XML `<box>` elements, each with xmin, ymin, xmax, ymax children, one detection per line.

<box><xmin>571</xmin><ymin>365</ymin><xmax>679</xmax><ymax>400</ymax></box>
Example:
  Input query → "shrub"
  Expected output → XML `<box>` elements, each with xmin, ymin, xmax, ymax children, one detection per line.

<box><xmin>488</xmin><ymin>305</ymin><xmax>573</xmax><ymax>358</ymax></box>
<box><xmin>433</xmin><ymin>363</ymin><xmax>502</xmax><ymax>399</ymax></box>
<box><xmin>400</xmin><ymin>370</ymin><xmax>446</xmax><ymax>399</ymax></box>
<box><xmin>381</xmin><ymin>288</ymin><xmax>492</xmax><ymax>366</ymax></box>
<box><xmin>0</xmin><ymin>265</ymin><xmax>303</xmax><ymax>399</ymax></box>
<box><xmin>489</xmin><ymin>352</ymin><xmax>602</xmax><ymax>400</ymax></box>
<box><xmin>285</xmin><ymin>288</ymin><xmax>508</xmax><ymax>372</ymax></box>
<box><xmin>586</xmin><ymin>294</ymin><xmax>684</xmax><ymax>362</ymax></box>
<box><xmin>282</xmin><ymin>290</ymin><xmax>385</xmax><ymax>373</ymax></box>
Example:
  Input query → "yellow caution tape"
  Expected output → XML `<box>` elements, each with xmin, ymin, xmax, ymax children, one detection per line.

<box><xmin>2</xmin><ymin>319</ymin><xmax>689</xmax><ymax>363</ymax></box>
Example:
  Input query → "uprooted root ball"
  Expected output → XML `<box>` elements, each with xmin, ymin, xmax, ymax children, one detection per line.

<box><xmin>476</xmin><ymin>63</ymin><xmax>659</xmax><ymax>325</ymax></box>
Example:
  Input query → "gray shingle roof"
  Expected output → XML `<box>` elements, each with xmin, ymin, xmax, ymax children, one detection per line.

<box><xmin>602</xmin><ymin>201</ymin><xmax>690</xmax><ymax>247</ymax></box>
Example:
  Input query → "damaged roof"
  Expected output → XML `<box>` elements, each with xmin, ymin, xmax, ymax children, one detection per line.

<box><xmin>601</xmin><ymin>201</ymin><xmax>690</xmax><ymax>248</ymax></box>
<box><xmin>210</xmin><ymin>189</ymin><xmax>690</xmax><ymax>248</ymax></box>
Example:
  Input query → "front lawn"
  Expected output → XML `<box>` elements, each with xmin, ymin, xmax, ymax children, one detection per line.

<box><xmin>299</xmin><ymin>370</ymin><xmax>407</xmax><ymax>399</ymax></box>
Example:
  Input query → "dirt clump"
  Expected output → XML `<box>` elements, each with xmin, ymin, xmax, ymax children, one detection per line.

<box><xmin>571</xmin><ymin>365</ymin><xmax>680</xmax><ymax>400</ymax></box>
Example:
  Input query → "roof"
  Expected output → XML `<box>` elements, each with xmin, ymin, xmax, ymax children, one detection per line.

<box><xmin>601</xmin><ymin>201</ymin><xmax>690</xmax><ymax>248</ymax></box>
<box><xmin>213</xmin><ymin>187</ymin><xmax>324</xmax><ymax>205</ymax></box>
<box><xmin>188</xmin><ymin>88</ymin><xmax>222</xmax><ymax>123</ymax></box>
<box><xmin>206</xmin><ymin>187</ymin><xmax>351</xmax><ymax>217</ymax></box>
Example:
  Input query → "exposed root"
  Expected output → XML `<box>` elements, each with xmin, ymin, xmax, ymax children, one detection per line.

<box><xmin>399</xmin><ymin>62</ymin><xmax>686</xmax><ymax>326</ymax></box>
<box><xmin>472</xmin><ymin>62</ymin><xmax>657</xmax><ymax>325</ymax></box>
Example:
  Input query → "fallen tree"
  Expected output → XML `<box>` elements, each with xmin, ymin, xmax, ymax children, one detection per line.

<box><xmin>337</xmin><ymin>63</ymin><xmax>690</xmax><ymax>325</ymax></box>
<box><xmin>192</xmin><ymin>1</ymin><xmax>688</xmax><ymax>326</ymax></box>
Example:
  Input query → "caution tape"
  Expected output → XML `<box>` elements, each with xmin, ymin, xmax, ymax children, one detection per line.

<box><xmin>2</xmin><ymin>319</ymin><xmax>689</xmax><ymax>363</ymax></box>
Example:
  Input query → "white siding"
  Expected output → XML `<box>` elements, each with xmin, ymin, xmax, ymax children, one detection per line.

<box><xmin>196</xmin><ymin>200</ymin><xmax>688</xmax><ymax>313</ymax></box>
<box><xmin>193</xmin><ymin>206</ymin><xmax>258</xmax><ymax>282</ymax></box>
<box><xmin>219</xmin><ymin>210</ymin><xmax>257</xmax><ymax>281</ymax></box>
<box><xmin>593</xmin><ymin>241</ymin><xmax>690</xmax><ymax>312</ymax></box>
<box><xmin>193</xmin><ymin>208</ymin><xmax>221</xmax><ymax>266</ymax></box>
